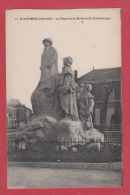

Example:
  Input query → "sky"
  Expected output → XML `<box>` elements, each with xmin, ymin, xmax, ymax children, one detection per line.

<box><xmin>6</xmin><ymin>9</ymin><xmax>121</xmax><ymax>109</ymax></box>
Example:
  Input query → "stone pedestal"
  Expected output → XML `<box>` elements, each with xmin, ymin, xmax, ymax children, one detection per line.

<box><xmin>31</xmin><ymin>73</ymin><xmax>64</xmax><ymax>120</ymax></box>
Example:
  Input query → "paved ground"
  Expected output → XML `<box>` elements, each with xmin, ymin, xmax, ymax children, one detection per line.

<box><xmin>7</xmin><ymin>166</ymin><xmax>122</xmax><ymax>189</ymax></box>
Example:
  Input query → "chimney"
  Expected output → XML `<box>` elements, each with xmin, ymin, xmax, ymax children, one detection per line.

<box><xmin>74</xmin><ymin>70</ymin><xmax>78</xmax><ymax>82</ymax></box>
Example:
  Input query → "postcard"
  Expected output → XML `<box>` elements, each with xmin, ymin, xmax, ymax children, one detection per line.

<box><xmin>5</xmin><ymin>8</ymin><xmax>123</xmax><ymax>189</ymax></box>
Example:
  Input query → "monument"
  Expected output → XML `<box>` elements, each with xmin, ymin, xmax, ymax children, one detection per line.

<box><xmin>12</xmin><ymin>38</ymin><xmax>104</xmax><ymax>149</ymax></box>
<box><xmin>31</xmin><ymin>38</ymin><xmax>63</xmax><ymax>119</ymax></box>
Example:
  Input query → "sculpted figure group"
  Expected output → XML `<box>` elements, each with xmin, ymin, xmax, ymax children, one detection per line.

<box><xmin>40</xmin><ymin>38</ymin><xmax>94</xmax><ymax>129</ymax></box>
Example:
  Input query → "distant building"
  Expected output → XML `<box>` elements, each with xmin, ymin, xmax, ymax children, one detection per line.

<box><xmin>77</xmin><ymin>67</ymin><xmax>122</xmax><ymax>128</ymax></box>
<box><xmin>7</xmin><ymin>99</ymin><xmax>34</xmax><ymax>129</ymax></box>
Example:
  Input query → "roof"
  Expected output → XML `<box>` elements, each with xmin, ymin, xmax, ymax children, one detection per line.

<box><xmin>7</xmin><ymin>104</ymin><xmax>32</xmax><ymax>111</ymax></box>
<box><xmin>77</xmin><ymin>67</ymin><xmax>121</xmax><ymax>83</ymax></box>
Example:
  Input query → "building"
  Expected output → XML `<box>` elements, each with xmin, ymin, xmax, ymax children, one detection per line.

<box><xmin>7</xmin><ymin>99</ymin><xmax>34</xmax><ymax>129</ymax></box>
<box><xmin>77</xmin><ymin>67</ymin><xmax>122</xmax><ymax>129</ymax></box>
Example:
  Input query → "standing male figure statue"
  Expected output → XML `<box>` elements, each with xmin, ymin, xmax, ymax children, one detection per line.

<box><xmin>40</xmin><ymin>38</ymin><xmax>58</xmax><ymax>81</ymax></box>
<box><xmin>79</xmin><ymin>83</ymin><xmax>95</xmax><ymax>129</ymax></box>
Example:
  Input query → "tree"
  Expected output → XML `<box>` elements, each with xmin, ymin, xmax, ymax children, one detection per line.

<box><xmin>7</xmin><ymin>99</ymin><xmax>21</xmax><ymax>106</ymax></box>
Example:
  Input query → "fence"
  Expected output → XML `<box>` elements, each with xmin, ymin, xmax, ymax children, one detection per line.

<box><xmin>7</xmin><ymin>131</ymin><xmax>122</xmax><ymax>163</ymax></box>
<box><xmin>95</xmin><ymin>124</ymin><xmax>122</xmax><ymax>131</ymax></box>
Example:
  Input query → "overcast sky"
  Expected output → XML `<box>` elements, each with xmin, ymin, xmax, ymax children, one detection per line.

<box><xmin>6</xmin><ymin>9</ymin><xmax>121</xmax><ymax>109</ymax></box>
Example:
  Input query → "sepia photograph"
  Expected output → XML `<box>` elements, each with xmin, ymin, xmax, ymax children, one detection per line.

<box><xmin>6</xmin><ymin>8</ymin><xmax>122</xmax><ymax>188</ymax></box>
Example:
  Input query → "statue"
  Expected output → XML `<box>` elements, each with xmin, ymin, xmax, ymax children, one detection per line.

<box><xmin>76</xmin><ymin>83</ymin><xmax>84</xmax><ymax>116</ymax></box>
<box><xmin>58</xmin><ymin>57</ymin><xmax>79</xmax><ymax>121</ymax></box>
<box><xmin>78</xmin><ymin>83</ymin><xmax>95</xmax><ymax>129</ymax></box>
<box><xmin>29</xmin><ymin>43</ymin><xmax>105</xmax><ymax>153</ymax></box>
<box><xmin>40</xmin><ymin>38</ymin><xmax>58</xmax><ymax>82</ymax></box>
<box><xmin>76</xmin><ymin>83</ymin><xmax>84</xmax><ymax>99</ymax></box>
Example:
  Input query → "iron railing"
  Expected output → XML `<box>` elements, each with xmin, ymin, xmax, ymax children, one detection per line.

<box><xmin>7</xmin><ymin>131</ymin><xmax>122</xmax><ymax>163</ymax></box>
<box><xmin>95</xmin><ymin>124</ymin><xmax>122</xmax><ymax>131</ymax></box>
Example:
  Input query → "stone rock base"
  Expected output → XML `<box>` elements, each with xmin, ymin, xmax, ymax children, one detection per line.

<box><xmin>8</xmin><ymin>116</ymin><xmax>104</xmax><ymax>145</ymax></box>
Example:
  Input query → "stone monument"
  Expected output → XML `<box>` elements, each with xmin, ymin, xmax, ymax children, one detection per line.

<box><xmin>9</xmin><ymin>39</ymin><xmax>104</xmax><ymax>151</ymax></box>
<box><xmin>31</xmin><ymin>38</ymin><xmax>63</xmax><ymax>120</ymax></box>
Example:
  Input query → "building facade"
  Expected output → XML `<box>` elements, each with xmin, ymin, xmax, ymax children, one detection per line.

<box><xmin>7</xmin><ymin>99</ymin><xmax>34</xmax><ymax>129</ymax></box>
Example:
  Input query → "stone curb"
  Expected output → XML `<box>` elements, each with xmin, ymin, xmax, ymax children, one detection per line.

<box><xmin>7</xmin><ymin>162</ymin><xmax>122</xmax><ymax>171</ymax></box>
